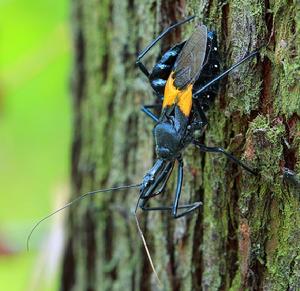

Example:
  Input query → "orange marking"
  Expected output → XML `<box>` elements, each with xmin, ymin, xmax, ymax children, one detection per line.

<box><xmin>163</xmin><ymin>72</ymin><xmax>193</xmax><ymax>116</ymax></box>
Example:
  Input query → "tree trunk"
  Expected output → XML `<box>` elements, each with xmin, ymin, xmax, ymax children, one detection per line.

<box><xmin>61</xmin><ymin>0</ymin><xmax>300</xmax><ymax>290</ymax></box>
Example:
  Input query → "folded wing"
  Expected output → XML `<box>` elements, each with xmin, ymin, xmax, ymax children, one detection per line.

<box><xmin>173</xmin><ymin>25</ymin><xmax>208</xmax><ymax>89</ymax></box>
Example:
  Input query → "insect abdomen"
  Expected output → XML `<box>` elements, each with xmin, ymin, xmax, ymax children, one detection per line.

<box><xmin>149</xmin><ymin>43</ymin><xmax>185</xmax><ymax>98</ymax></box>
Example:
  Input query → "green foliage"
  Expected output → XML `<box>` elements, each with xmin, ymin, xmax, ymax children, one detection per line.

<box><xmin>0</xmin><ymin>0</ymin><xmax>70</xmax><ymax>290</ymax></box>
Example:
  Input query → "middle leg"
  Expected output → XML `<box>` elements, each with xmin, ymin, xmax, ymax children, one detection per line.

<box><xmin>136</xmin><ymin>18</ymin><xmax>191</xmax><ymax>97</ymax></box>
<box><xmin>194</xmin><ymin>141</ymin><xmax>257</xmax><ymax>175</ymax></box>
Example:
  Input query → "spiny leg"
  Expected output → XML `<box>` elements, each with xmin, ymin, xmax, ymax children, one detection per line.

<box><xmin>140</xmin><ymin>161</ymin><xmax>174</xmax><ymax>200</ymax></box>
<box><xmin>139</xmin><ymin>161</ymin><xmax>175</xmax><ymax>210</ymax></box>
<box><xmin>194</xmin><ymin>141</ymin><xmax>257</xmax><ymax>175</ymax></box>
<box><xmin>151</xmin><ymin>161</ymin><xmax>175</xmax><ymax>196</ymax></box>
<box><xmin>141</xmin><ymin>159</ymin><xmax>183</xmax><ymax>217</ymax></box>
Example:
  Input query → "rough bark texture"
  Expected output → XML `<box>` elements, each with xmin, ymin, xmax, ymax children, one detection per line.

<box><xmin>61</xmin><ymin>0</ymin><xmax>300</xmax><ymax>290</ymax></box>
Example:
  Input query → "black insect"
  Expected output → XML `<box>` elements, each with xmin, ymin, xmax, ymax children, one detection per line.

<box><xmin>135</xmin><ymin>16</ymin><xmax>258</xmax><ymax>218</ymax></box>
<box><xmin>27</xmin><ymin>16</ymin><xmax>260</xmax><ymax>254</ymax></box>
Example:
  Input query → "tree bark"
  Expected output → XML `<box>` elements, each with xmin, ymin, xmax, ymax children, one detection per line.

<box><xmin>61</xmin><ymin>0</ymin><xmax>300</xmax><ymax>290</ymax></box>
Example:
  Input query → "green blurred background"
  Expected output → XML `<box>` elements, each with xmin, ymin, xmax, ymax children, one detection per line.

<box><xmin>0</xmin><ymin>0</ymin><xmax>71</xmax><ymax>290</ymax></box>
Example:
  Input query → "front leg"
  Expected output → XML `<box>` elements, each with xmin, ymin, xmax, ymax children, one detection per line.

<box><xmin>141</xmin><ymin>104</ymin><xmax>160</xmax><ymax>122</ymax></box>
<box><xmin>140</xmin><ymin>158</ymin><xmax>202</xmax><ymax>218</ymax></box>
<box><xmin>136</xmin><ymin>16</ymin><xmax>194</xmax><ymax>75</ymax></box>
<box><xmin>140</xmin><ymin>159</ymin><xmax>174</xmax><ymax>200</ymax></box>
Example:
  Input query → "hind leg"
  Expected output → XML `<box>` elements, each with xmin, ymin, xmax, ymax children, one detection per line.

<box><xmin>136</xmin><ymin>15</ymin><xmax>194</xmax><ymax>75</ymax></box>
<box><xmin>136</xmin><ymin>17</ymin><xmax>194</xmax><ymax>98</ymax></box>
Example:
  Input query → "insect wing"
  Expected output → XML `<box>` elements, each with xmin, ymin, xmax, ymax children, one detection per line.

<box><xmin>173</xmin><ymin>25</ymin><xmax>208</xmax><ymax>89</ymax></box>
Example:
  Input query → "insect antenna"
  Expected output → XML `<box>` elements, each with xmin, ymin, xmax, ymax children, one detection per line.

<box><xmin>134</xmin><ymin>195</ymin><xmax>162</xmax><ymax>287</ymax></box>
<box><xmin>27</xmin><ymin>183</ymin><xmax>141</xmax><ymax>251</ymax></box>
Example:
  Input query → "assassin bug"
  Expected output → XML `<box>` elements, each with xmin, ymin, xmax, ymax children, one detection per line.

<box><xmin>135</xmin><ymin>16</ymin><xmax>258</xmax><ymax>218</ymax></box>
<box><xmin>28</xmin><ymin>15</ymin><xmax>260</xmax><ymax>262</ymax></box>
<box><xmin>27</xmin><ymin>16</ymin><xmax>260</xmax><ymax>285</ymax></box>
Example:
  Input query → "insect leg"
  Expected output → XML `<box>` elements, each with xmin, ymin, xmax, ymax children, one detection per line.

<box><xmin>151</xmin><ymin>161</ymin><xmax>174</xmax><ymax>196</ymax></box>
<box><xmin>173</xmin><ymin>202</ymin><xmax>202</xmax><ymax>218</ymax></box>
<box><xmin>136</xmin><ymin>16</ymin><xmax>194</xmax><ymax>82</ymax></box>
<box><xmin>140</xmin><ymin>202</ymin><xmax>202</xmax><ymax>212</ymax></box>
<box><xmin>139</xmin><ymin>161</ymin><xmax>175</xmax><ymax>211</ymax></box>
<box><xmin>171</xmin><ymin>158</ymin><xmax>184</xmax><ymax>217</ymax></box>
<box><xmin>139</xmin><ymin>164</ymin><xmax>173</xmax><ymax>210</ymax></box>
<box><xmin>194</xmin><ymin>141</ymin><xmax>257</xmax><ymax>175</ymax></box>
<box><xmin>171</xmin><ymin>160</ymin><xmax>202</xmax><ymax>218</ymax></box>
<box><xmin>136</xmin><ymin>16</ymin><xmax>195</xmax><ymax>63</ymax></box>
<box><xmin>140</xmin><ymin>161</ymin><xmax>174</xmax><ymax>199</ymax></box>
<box><xmin>193</xmin><ymin>49</ymin><xmax>260</xmax><ymax>97</ymax></box>
<box><xmin>141</xmin><ymin>104</ymin><xmax>160</xmax><ymax>122</ymax></box>
<box><xmin>140</xmin><ymin>159</ymin><xmax>202</xmax><ymax>217</ymax></box>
